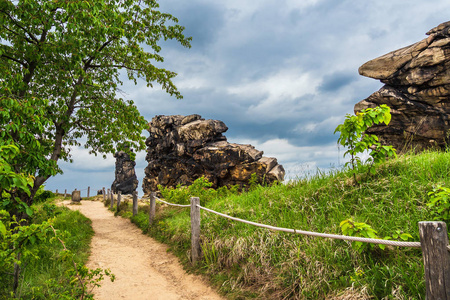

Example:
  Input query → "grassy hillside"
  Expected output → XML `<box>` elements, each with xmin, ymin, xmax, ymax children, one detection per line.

<box><xmin>115</xmin><ymin>150</ymin><xmax>450</xmax><ymax>299</ymax></box>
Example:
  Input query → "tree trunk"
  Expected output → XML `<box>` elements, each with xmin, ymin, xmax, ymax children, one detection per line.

<box><xmin>13</xmin><ymin>252</ymin><xmax>21</xmax><ymax>297</ymax></box>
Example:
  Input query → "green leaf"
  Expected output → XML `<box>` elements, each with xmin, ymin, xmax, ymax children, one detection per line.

<box><xmin>25</xmin><ymin>206</ymin><xmax>33</xmax><ymax>217</ymax></box>
<box><xmin>384</xmin><ymin>111</ymin><xmax>391</xmax><ymax>124</ymax></box>
<box><xmin>0</xmin><ymin>221</ymin><xmax>6</xmax><ymax>236</ymax></box>
<box><xmin>400</xmin><ymin>233</ymin><xmax>413</xmax><ymax>241</ymax></box>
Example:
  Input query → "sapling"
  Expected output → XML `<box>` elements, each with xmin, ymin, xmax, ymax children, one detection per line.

<box><xmin>334</xmin><ymin>104</ymin><xmax>397</xmax><ymax>183</ymax></box>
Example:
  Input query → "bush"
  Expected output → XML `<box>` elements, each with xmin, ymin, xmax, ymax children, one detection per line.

<box><xmin>34</xmin><ymin>190</ymin><xmax>55</xmax><ymax>203</ymax></box>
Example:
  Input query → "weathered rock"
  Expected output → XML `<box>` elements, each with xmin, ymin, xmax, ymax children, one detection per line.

<box><xmin>111</xmin><ymin>150</ymin><xmax>138</xmax><ymax>195</ymax></box>
<box><xmin>72</xmin><ymin>190</ymin><xmax>81</xmax><ymax>203</ymax></box>
<box><xmin>355</xmin><ymin>21</ymin><xmax>450</xmax><ymax>151</ymax></box>
<box><xmin>142</xmin><ymin>115</ymin><xmax>285</xmax><ymax>193</ymax></box>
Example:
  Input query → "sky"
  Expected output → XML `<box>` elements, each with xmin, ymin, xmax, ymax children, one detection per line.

<box><xmin>45</xmin><ymin>0</ymin><xmax>450</xmax><ymax>197</ymax></box>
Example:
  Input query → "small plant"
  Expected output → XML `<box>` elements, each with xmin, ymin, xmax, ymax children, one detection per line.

<box><xmin>201</xmin><ymin>241</ymin><xmax>218</xmax><ymax>266</ymax></box>
<box><xmin>350</xmin><ymin>267</ymin><xmax>365</xmax><ymax>284</ymax></box>
<box><xmin>189</xmin><ymin>176</ymin><xmax>213</xmax><ymax>195</ymax></box>
<box><xmin>427</xmin><ymin>185</ymin><xmax>450</xmax><ymax>223</ymax></box>
<box><xmin>34</xmin><ymin>187</ymin><xmax>55</xmax><ymax>203</ymax></box>
<box><xmin>247</xmin><ymin>173</ymin><xmax>260</xmax><ymax>191</ymax></box>
<box><xmin>340</xmin><ymin>218</ymin><xmax>379</xmax><ymax>252</ymax></box>
<box><xmin>379</xmin><ymin>230</ymin><xmax>413</xmax><ymax>250</ymax></box>
<box><xmin>158</xmin><ymin>176</ymin><xmax>237</xmax><ymax>205</ymax></box>
<box><xmin>334</xmin><ymin>104</ymin><xmax>397</xmax><ymax>183</ymax></box>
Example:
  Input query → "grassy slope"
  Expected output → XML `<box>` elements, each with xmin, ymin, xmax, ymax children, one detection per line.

<box><xmin>117</xmin><ymin>150</ymin><xmax>450</xmax><ymax>299</ymax></box>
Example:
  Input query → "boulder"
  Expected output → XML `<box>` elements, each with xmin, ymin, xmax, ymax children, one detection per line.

<box><xmin>142</xmin><ymin>115</ymin><xmax>285</xmax><ymax>193</ymax></box>
<box><xmin>355</xmin><ymin>21</ymin><xmax>450</xmax><ymax>152</ymax></box>
<box><xmin>111</xmin><ymin>150</ymin><xmax>138</xmax><ymax>195</ymax></box>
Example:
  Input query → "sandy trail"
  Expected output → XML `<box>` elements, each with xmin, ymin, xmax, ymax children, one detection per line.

<box><xmin>62</xmin><ymin>200</ymin><xmax>224</xmax><ymax>300</ymax></box>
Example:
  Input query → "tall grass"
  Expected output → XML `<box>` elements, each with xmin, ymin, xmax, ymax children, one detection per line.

<box><xmin>112</xmin><ymin>150</ymin><xmax>450</xmax><ymax>299</ymax></box>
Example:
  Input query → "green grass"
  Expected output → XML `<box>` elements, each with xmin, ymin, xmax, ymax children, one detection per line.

<box><xmin>110</xmin><ymin>150</ymin><xmax>450</xmax><ymax>299</ymax></box>
<box><xmin>0</xmin><ymin>200</ymin><xmax>95</xmax><ymax>299</ymax></box>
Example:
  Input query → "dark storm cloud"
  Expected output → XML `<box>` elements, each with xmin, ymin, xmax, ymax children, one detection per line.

<box><xmin>318</xmin><ymin>71</ymin><xmax>357</xmax><ymax>93</ymax></box>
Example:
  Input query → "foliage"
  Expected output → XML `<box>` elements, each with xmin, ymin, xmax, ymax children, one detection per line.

<box><xmin>0</xmin><ymin>97</ymin><xmax>60</xmax><ymax>188</ymax></box>
<box><xmin>381</xmin><ymin>230</ymin><xmax>413</xmax><ymax>250</ymax></box>
<box><xmin>0</xmin><ymin>144</ymin><xmax>35</xmax><ymax>218</ymax></box>
<box><xmin>247</xmin><ymin>173</ymin><xmax>260</xmax><ymax>191</ymax></box>
<box><xmin>427</xmin><ymin>185</ymin><xmax>450</xmax><ymax>223</ymax></box>
<box><xmin>339</xmin><ymin>218</ymin><xmax>379</xmax><ymax>252</ymax></box>
<box><xmin>0</xmin><ymin>145</ymin><xmax>33</xmax><ymax>197</ymax></box>
<box><xmin>0</xmin><ymin>210</ymin><xmax>53</xmax><ymax>277</ymax></box>
<box><xmin>0</xmin><ymin>0</ymin><xmax>191</xmax><ymax>203</ymax></box>
<box><xmin>1</xmin><ymin>144</ymin><xmax>112</xmax><ymax>297</ymax></box>
<box><xmin>1</xmin><ymin>202</ymin><xmax>114</xmax><ymax>299</ymax></box>
<box><xmin>30</xmin><ymin>264</ymin><xmax>114</xmax><ymax>300</ymax></box>
<box><xmin>334</xmin><ymin>104</ymin><xmax>397</xmax><ymax>182</ymax></box>
<box><xmin>158</xmin><ymin>176</ymin><xmax>237</xmax><ymax>205</ymax></box>
<box><xmin>34</xmin><ymin>187</ymin><xmax>56</xmax><ymax>203</ymax></box>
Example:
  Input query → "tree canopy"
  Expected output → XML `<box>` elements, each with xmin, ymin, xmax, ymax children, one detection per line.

<box><xmin>0</xmin><ymin>0</ymin><xmax>191</xmax><ymax>200</ymax></box>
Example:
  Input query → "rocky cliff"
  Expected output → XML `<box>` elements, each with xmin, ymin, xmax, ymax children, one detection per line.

<box><xmin>142</xmin><ymin>114</ymin><xmax>285</xmax><ymax>193</ymax></box>
<box><xmin>355</xmin><ymin>21</ymin><xmax>450</xmax><ymax>151</ymax></box>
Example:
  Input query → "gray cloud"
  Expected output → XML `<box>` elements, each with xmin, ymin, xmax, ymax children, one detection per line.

<box><xmin>318</xmin><ymin>71</ymin><xmax>357</xmax><ymax>93</ymax></box>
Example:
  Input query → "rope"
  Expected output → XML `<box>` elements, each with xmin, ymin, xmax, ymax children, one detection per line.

<box><xmin>154</xmin><ymin>197</ymin><xmax>191</xmax><ymax>208</ymax></box>
<box><xmin>198</xmin><ymin>205</ymin><xmax>422</xmax><ymax>248</ymax></box>
<box><xmin>145</xmin><ymin>197</ymin><xmax>447</xmax><ymax>250</ymax></box>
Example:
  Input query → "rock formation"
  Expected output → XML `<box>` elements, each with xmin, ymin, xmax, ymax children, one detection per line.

<box><xmin>142</xmin><ymin>114</ymin><xmax>285</xmax><ymax>193</ymax></box>
<box><xmin>355</xmin><ymin>21</ymin><xmax>450</xmax><ymax>152</ymax></box>
<box><xmin>111</xmin><ymin>150</ymin><xmax>138</xmax><ymax>194</ymax></box>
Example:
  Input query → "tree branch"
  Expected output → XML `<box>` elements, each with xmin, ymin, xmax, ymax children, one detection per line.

<box><xmin>84</xmin><ymin>39</ymin><xmax>115</xmax><ymax>69</ymax></box>
<box><xmin>1</xmin><ymin>24</ymin><xmax>36</xmax><ymax>44</ymax></box>
<box><xmin>0</xmin><ymin>10</ymin><xmax>39</xmax><ymax>43</ymax></box>
<box><xmin>0</xmin><ymin>53</ymin><xmax>27</xmax><ymax>67</ymax></box>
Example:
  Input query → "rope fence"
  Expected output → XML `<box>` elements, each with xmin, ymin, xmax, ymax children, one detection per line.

<box><xmin>153</xmin><ymin>195</ymin><xmax>421</xmax><ymax>248</ymax></box>
<box><xmin>198</xmin><ymin>205</ymin><xmax>422</xmax><ymax>248</ymax></box>
<box><xmin>155</xmin><ymin>197</ymin><xmax>190</xmax><ymax>208</ymax></box>
<box><xmin>148</xmin><ymin>193</ymin><xmax>450</xmax><ymax>299</ymax></box>
<box><xmin>55</xmin><ymin>186</ymin><xmax>93</xmax><ymax>198</ymax></box>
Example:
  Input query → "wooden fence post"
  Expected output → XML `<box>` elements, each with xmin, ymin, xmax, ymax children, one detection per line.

<box><xmin>56</xmin><ymin>189</ymin><xmax>58</xmax><ymax>194</ymax></box>
<box><xmin>190</xmin><ymin>197</ymin><xmax>201</xmax><ymax>264</ymax></box>
<box><xmin>419</xmin><ymin>221</ymin><xmax>450</xmax><ymax>299</ymax></box>
<box><xmin>149</xmin><ymin>192</ymin><xmax>156</xmax><ymax>225</ymax></box>
<box><xmin>102</xmin><ymin>187</ymin><xmax>106</xmax><ymax>202</ymax></box>
<box><xmin>110</xmin><ymin>189</ymin><xmax>114</xmax><ymax>210</ymax></box>
<box><xmin>87</xmin><ymin>186</ymin><xmax>90</xmax><ymax>198</ymax></box>
<box><xmin>64</xmin><ymin>189</ymin><xmax>67</xmax><ymax>198</ymax></box>
<box><xmin>132</xmin><ymin>191</ymin><xmax>138</xmax><ymax>217</ymax></box>
<box><xmin>116</xmin><ymin>191</ymin><xmax>121</xmax><ymax>213</ymax></box>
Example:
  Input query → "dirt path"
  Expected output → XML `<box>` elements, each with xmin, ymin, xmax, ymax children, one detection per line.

<box><xmin>61</xmin><ymin>200</ymin><xmax>224</xmax><ymax>300</ymax></box>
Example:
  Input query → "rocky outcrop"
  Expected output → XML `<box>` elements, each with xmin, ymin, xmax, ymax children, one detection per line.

<box><xmin>111</xmin><ymin>150</ymin><xmax>138</xmax><ymax>194</ymax></box>
<box><xmin>355</xmin><ymin>21</ymin><xmax>450</xmax><ymax>151</ymax></box>
<box><xmin>142</xmin><ymin>114</ymin><xmax>285</xmax><ymax>193</ymax></box>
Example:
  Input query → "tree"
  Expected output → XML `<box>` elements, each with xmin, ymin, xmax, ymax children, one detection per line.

<box><xmin>334</xmin><ymin>104</ymin><xmax>397</xmax><ymax>183</ymax></box>
<box><xmin>0</xmin><ymin>0</ymin><xmax>191</xmax><ymax>204</ymax></box>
